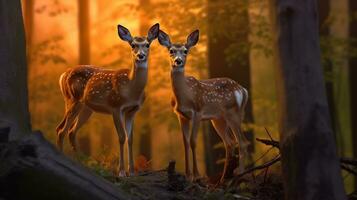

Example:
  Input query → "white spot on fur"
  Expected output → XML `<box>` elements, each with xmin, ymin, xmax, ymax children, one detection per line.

<box><xmin>234</xmin><ymin>90</ymin><xmax>243</xmax><ymax>107</ymax></box>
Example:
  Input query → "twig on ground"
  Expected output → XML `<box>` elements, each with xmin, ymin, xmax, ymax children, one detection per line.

<box><xmin>264</xmin><ymin>127</ymin><xmax>274</xmax><ymax>142</ymax></box>
<box><xmin>341</xmin><ymin>164</ymin><xmax>357</xmax><ymax>176</ymax></box>
<box><xmin>256</xmin><ymin>138</ymin><xmax>280</xmax><ymax>149</ymax></box>
<box><xmin>340</xmin><ymin>157</ymin><xmax>357</xmax><ymax>166</ymax></box>
<box><xmin>236</xmin><ymin>155</ymin><xmax>281</xmax><ymax>178</ymax></box>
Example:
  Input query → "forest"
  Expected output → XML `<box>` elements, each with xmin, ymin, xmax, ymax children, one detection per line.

<box><xmin>0</xmin><ymin>0</ymin><xmax>356</xmax><ymax>199</ymax></box>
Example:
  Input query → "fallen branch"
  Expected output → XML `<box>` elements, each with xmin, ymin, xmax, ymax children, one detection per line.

<box><xmin>340</xmin><ymin>164</ymin><xmax>357</xmax><ymax>176</ymax></box>
<box><xmin>256</xmin><ymin>138</ymin><xmax>279</xmax><ymax>149</ymax></box>
<box><xmin>236</xmin><ymin>155</ymin><xmax>281</xmax><ymax>178</ymax></box>
<box><xmin>340</xmin><ymin>157</ymin><xmax>357</xmax><ymax>166</ymax></box>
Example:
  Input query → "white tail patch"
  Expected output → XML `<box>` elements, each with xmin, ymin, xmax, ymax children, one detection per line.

<box><xmin>234</xmin><ymin>90</ymin><xmax>243</xmax><ymax>107</ymax></box>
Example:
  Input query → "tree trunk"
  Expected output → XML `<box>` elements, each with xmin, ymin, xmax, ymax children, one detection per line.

<box><xmin>272</xmin><ymin>0</ymin><xmax>346</xmax><ymax>199</ymax></box>
<box><xmin>349</xmin><ymin>0</ymin><xmax>357</xmax><ymax>192</ymax></box>
<box><xmin>329</xmin><ymin>0</ymin><xmax>354</xmax><ymax>192</ymax></box>
<box><xmin>22</xmin><ymin>0</ymin><xmax>34</xmax><ymax>61</ymax></box>
<box><xmin>0</xmin><ymin>0</ymin><xmax>31</xmax><ymax>140</ymax></box>
<box><xmin>77</xmin><ymin>0</ymin><xmax>91</xmax><ymax>154</ymax></box>
<box><xmin>205</xmin><ymin>0</ymin><xmax>254</xmax><ymax>176</ymax></box>
<box><xmin>0</xmin><ymin>131</ymin><xmax>131</xmax><ymax>200</ymax></box>
<box><xmin>78</xmin><ymin>0</ymin><xmax>90</xmax><ymax>65</ymax></box>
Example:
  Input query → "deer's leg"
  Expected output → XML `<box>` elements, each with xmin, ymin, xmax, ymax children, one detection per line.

<box><xmin>212</xmin><ymin>118</ymin><xmax>235</xmax><ymax>183</ymax></box>
<box><xmin>125</xmin><ymin>106</ymin><xmax>139</xmax><ymax>176</ymax></box>
<box><xmin>56</xmin><ymin>101</ymin><xmax>70</xmax><ymax>133</ymax></box>
<box><xmin>56</xmin><ymin>102</ymin><xmax>82</xmax><ymax>151</ymax></box>
<box><xmin>226</xmin><ymin>113</ymin><xmax>248</xmax><ymax>174</ymax></box>
<box><xmin>190</xmin><ymin>115</ymin><xmax>200</xmax><ymax>180</ymax></box>
<box><xmin>178</xmin><ymin>115</ymin><xmax>191</xmax><ymax>179</ymax></box>
<box><xmin>68</xmin><ymin>106</ymin><xmax>93</xmax><ymax>152</ymax></box>
<box><xmin>113</xmin><ymin>109</ymin><xmax>127</xmax><ymax>177</ymax></box>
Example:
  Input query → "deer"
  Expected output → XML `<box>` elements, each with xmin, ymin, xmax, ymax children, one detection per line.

<box><xmin>158</xmin><ymin>29</ymin><xmax>249</xmax><ymax>182</ymax></box>
<box><xmin>56</xmin><ymin>23</ymin><xmax>160</xmax><ymax>177</ymax></box>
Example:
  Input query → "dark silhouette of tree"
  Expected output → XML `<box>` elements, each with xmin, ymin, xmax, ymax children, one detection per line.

<box><xmin>0</xmin><ymin>0</ymin><xmax>31</xmax><ymax>139</ymax></box>
<box><xmin>271</xmin><ymin>0</ymin><xmax>346</xmax><ymax>199</ymax></box>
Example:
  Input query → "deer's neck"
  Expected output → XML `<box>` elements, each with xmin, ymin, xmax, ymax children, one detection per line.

<box><xmin>129</xmin><ymin>61</ymin><xmax>148</xmax><ymax>93</ymax></box>
<box><xmin>171</xmin><ymin>68</ymin><xmax>189</xmax><ymax>100</ymax></box>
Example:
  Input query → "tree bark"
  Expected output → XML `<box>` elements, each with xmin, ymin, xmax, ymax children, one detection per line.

<box><xmin>205</xmin><ymin>0</ymin><xmax>254</xmax><ymax>176</ymax></box>
<box><xmin>272</xmin><ymin>0</ymin><xmax>346</xmax><ymax>199</ymax></box>
<box><xmin>0</xmin><ymin>0</ymin><xmax>31</xmax><ymax>140</ymax></box>
<box><xmin>0</xmin><ymin>131</ymin><xmax>131</xmax><ymax>200</ymax></box>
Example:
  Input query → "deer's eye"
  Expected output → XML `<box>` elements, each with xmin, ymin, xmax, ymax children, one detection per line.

<box><xmin>131</xmin><ymin>44</ymin><xmax>136</xmax><ymax>48</ymax></box>
<box><xmin>183</xmin><ymin>50</ymin><xmax>188</xmax><ymax>54</ymax></box>
<box><xmin>169</xmin><ymin>49</ymin><xmax>175</xmax><ymax>54</ymax></box>
<box><xmin>146</xmin><ymin>44</ymin><xmax>150</xmax><ymax>48</ymax></box>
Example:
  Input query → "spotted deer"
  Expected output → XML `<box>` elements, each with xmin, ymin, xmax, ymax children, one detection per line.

<box><xmin>158</xmin><ymin>29</ymin><xmax>249</xmax><ymax>182</ymax></box>
<box><xmin>56</xmin><ymin>23</ymin><xmax>159</xmax><ymax>176</ymax></box>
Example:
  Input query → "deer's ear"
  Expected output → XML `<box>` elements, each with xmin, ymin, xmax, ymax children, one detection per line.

<box><xmin>186</xmin><ymin>30</ymin><xmax>199</xmax><ymax>49</ymax></box>
<box><xmin>158</xmin><ymin>30</ymin><xmax>171</xmax><ymax>48</ymax></box>
<box><xmin>147</xmin><ymin>23</ymin><xmax>160</xmax><ymax>43</ymax></box>
<box><xmin>117</xmin><ymin>24</ymin><xmax>133</xmax><ymax>43</ymax></box>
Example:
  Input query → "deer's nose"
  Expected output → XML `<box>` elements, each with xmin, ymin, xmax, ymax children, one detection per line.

<box><xmin>174</xmin><ymin>58</ymin><xmax>183</xmax><ymax>66</ymax></box>
<box><xmin>137</xmin><ymin>53</ymin><xmax>145</xmax><ymax>60</ymax></box>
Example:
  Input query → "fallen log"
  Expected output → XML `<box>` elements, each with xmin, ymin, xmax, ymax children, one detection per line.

<box><xmin>0</xmin><ymin>130</ymin><xmax>133</xmax><ymax>200</ymax></box>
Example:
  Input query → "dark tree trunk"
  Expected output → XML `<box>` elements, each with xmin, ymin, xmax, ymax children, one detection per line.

<box><xmin>205</xmin><ymin>0</ymin><xmax>254</xmax><ymax>176</ymax></box>
<box><xmin>0</xmin><ymin>132</ymin><xmax>131</xmax><ymax>200</ymax></box>
<box><xmin>0</xmin><ymin>0</ymin><xmax>31</xmax><ymax>140</ymax></box>
<box><xmin>273</xmin><ymin>0</ymin><xmax>346</xmax><ymax>199</ymax></box>
<box><xmin>137</xmin><ymin>0</ymin><xmax>152</xmax><ymax>159</ymax></box>
<box><xmin>349</xmin><ymin>0</ymin><xmax>357</xmax><ymax>192</ymax></box>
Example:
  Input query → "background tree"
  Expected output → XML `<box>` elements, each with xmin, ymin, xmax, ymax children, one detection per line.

<box><xmin>204</xmin><ymin>0</ymin><xmax>254</xmax><ymax>176</ymax></box>
<box><xmin>349</xmin><ymin>0</ymin><xmax>357</xmax><ymax>192</ymax></box>
<box><xmin>77</xmin><ymin>0</ymin><xmax>91</xmax><ymax>155</ymax></box>
<box><xmin>271</xmin><ymin>0</ymin><xmax>346</xmax><ymax>199</ymax></box>
<box><xmin>0</xmin><ymin>0</ymin><xmax>31</xmax><ymax>139</ymax></box>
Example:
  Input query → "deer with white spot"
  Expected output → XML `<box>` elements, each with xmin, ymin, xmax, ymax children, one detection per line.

<box><xmin>158</xmin><ymin>29</ymin><xmax>249</xmax><ymax>182</ymax></box>
<box><xmin>56</xmin><ymin>23</ymin><xmax>160</xmax><ymax>176</ymax></box>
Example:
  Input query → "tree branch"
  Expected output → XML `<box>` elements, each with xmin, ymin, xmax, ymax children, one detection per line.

<box><xmin>236</xmin><ymin>155</ymin><xmax>281</xmax><ymax>178</ymax></box>
<box><xmin>256</xmin><ymin>137</ymin><xmax>357</xmax><ymax>176</ymax></box>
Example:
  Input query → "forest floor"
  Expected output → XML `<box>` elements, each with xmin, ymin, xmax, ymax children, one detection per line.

<box><xmin>92</xmin><ymin>161</ymin><xmax>285</xmax><ymax>200</ymax></box>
